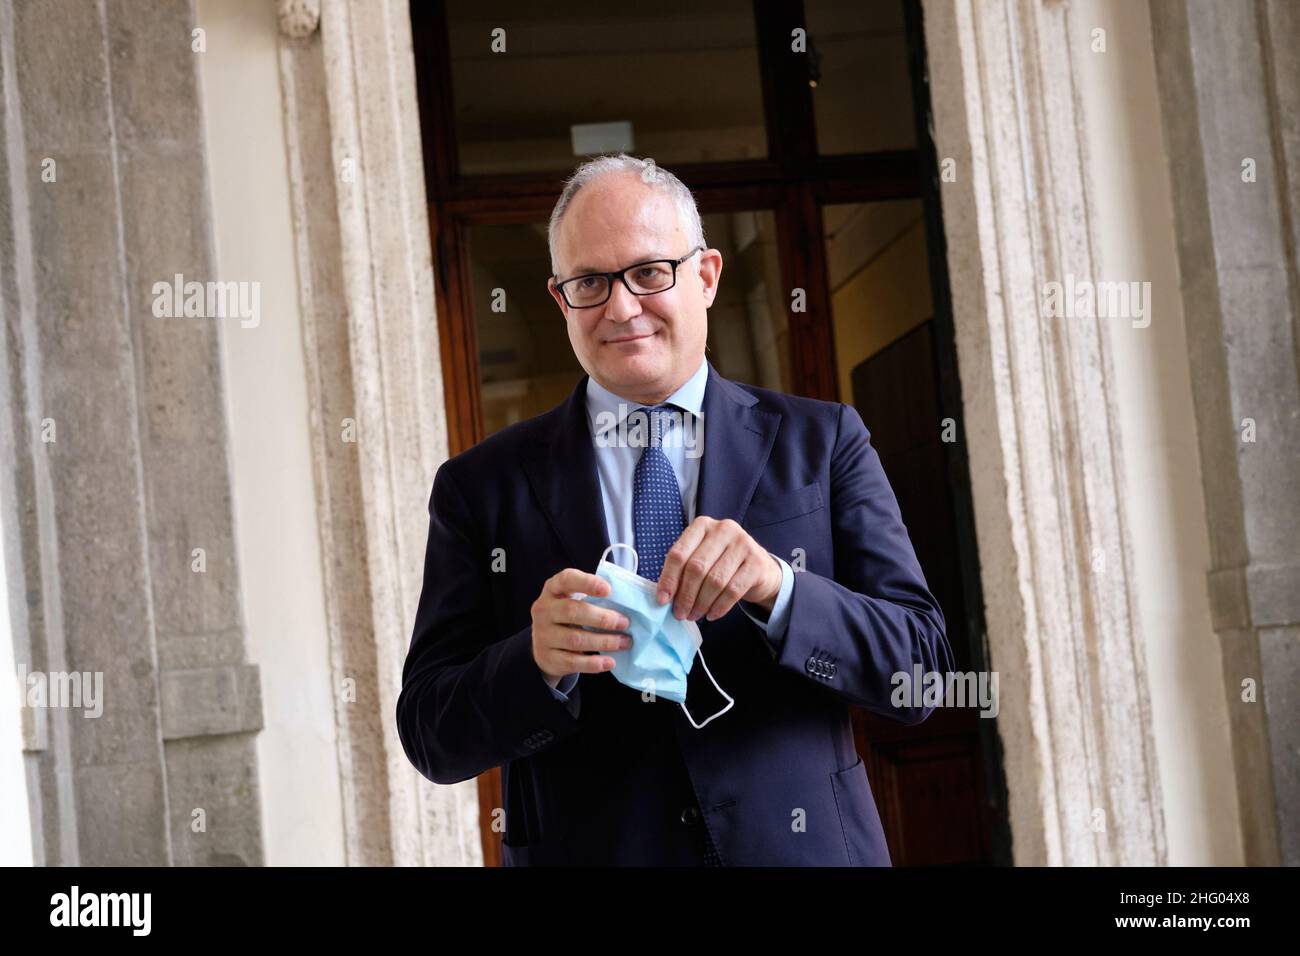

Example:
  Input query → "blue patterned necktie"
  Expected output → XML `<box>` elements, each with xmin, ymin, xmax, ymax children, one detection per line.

<box><xmin>631</xmin><ymin>404</ymin><xmax>687</xmax><ymax>582</ymax></box>
<box><xmin>630</xmin><ymin>402</ymin><xmax>722</xmax><ymax>865</ymax></box>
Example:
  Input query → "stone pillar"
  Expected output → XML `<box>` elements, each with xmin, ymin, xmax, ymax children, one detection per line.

<box><xmin>921</xmin><ymin>0</ymin><xmax>1167</xmax><ymax>865</ymax></box>
<box><xmin>276</xmin><ymin>0</ymin><xmax>480</xmax><ymax>864</ymax></box>
<box><xmin>0</xmin><ymin>0</ymin><xmax>262</xmax><ymax>865</ymax></box>
<box><xmin>1149</xmin><ymin>0</ymin><xmax>1300</xmax><ymax>866</ymax></box>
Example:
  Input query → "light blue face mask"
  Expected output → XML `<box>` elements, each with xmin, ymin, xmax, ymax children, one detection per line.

<box><xmin>577</xmin><ymin>544</ymin><xmax>734</xmax><ymax>729</ymax></box>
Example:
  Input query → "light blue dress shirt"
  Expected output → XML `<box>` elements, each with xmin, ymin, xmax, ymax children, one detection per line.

<box><xmin>546</xmin><ymin>356</ymin><xmax>795</xmax><ymax>703</ymax></box>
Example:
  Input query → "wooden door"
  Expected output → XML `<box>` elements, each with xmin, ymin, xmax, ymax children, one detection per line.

<box><xmin>850</xmin><ymin>322</ymin><xmax>994</xmax><ymax>864</ymax></box>
<box><xmin>408</xmin><ymin>0</ymin><xmax>1008</xmax><ymax>867</ymax></box>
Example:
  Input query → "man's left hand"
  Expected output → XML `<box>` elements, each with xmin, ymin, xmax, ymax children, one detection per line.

<box><xmin>655</xmin><ymin>516</ymin><xmax>782</xmax><ymax>622</ymax></box>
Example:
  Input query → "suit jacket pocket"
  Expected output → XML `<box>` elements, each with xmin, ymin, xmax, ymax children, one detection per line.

<box><xmin>743</xmin><ymin>481</ymin><xmax>825</xmax><ymax>529</ymax></box>
<box><xmin>829</xmin><ymin>755</ymin><xmax>892</xmax><ymax>867</ymax></box>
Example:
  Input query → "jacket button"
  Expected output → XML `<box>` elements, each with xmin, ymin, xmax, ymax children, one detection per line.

<box><xmin>680</xmin><ymin>805</ymin><xmax>700</xmax><ymax>825</ymax></box>
<box><xmin>805</xmin><ymin>657</ymin><xmax>817</xmax><ymax>674</ymax></box>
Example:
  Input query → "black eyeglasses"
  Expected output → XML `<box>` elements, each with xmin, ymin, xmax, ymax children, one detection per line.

<box><xmin>554</xmin><ymin>246</ymin><xmax>704</xmax><ymax>309</ymax></box>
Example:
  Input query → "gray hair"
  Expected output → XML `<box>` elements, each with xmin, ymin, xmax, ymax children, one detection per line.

<box><xmin>547</xmin><ymin>153</ymin><xmax>706</xmax><ymax>277</ymax></box>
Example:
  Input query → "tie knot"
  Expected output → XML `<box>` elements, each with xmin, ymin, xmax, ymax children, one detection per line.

<box><xmin>634</xmin><ymin>403</ymin><xmax>681</xmax><ymax>447</ymax></box>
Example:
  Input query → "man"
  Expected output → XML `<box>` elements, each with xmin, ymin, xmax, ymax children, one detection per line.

<box><xmin>396</xmin><ymin>153</ymin><xmax>952</xmax><ymax>866</ymax></box>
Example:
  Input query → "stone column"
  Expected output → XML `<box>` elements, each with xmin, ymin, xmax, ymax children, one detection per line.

<box><xmin>276</xmin><ymin>0</ymin><xmax>480</xmax><ymax>865</ymax></box>
<box><xmin>0</xmin><ymin>0</ymin><xmax>262</xmax><ymax>865</ymax></box>
<box><xmin>921</xmin><ymin>0</ymin><xmax>1167</xmax><ymax>865</ymax></box>
<box><xmin>1150</xmin><ymin>0</ymin><xmax>1300</xmax><ymax>866</ymax></box>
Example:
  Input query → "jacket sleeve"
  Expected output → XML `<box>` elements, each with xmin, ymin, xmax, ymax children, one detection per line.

<box><xmin>396</xmin><ymin>461</ymin><xmax>582</xmax><ymax>785</ymax></box>
<box><xmin>773</xmin><ymin>403</ymin><xmax>954</xmax><ymax>723</ymax></box>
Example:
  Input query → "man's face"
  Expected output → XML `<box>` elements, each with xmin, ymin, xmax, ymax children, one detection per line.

<box><xmin>547</xmin><ymin>172</ymin><xmax>722</xmax><ymax>405</ymax></box>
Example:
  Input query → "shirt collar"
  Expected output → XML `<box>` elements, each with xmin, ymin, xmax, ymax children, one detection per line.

<box><xmin>585</xmin><ymin>354</ymin><xmax>708</xmax><ymax>439</ymax></box>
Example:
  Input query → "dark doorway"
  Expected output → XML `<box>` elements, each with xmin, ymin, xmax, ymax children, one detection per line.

<box><xmin>410</xmin><ymin>0</ymin><xmax>1009</xmax><ymax>866</ymax></box>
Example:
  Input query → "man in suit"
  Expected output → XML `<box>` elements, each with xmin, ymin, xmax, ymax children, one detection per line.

<box><xmin>396</xmin><ymin>153</ymin><xmax>953</xmax><ymax>865</ymax></box>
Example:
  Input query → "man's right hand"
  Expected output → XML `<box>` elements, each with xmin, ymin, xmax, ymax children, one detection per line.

<box><xmin>532</xmin><ymin>569</ymin><xmax>632</xmax><ymax>683</ymax></box>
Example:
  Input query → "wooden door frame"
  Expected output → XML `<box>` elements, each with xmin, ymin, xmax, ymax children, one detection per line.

<box><xmin>901</xmin><ymin>0</ymin><xmax>1010</xmax><ymax>864</ymax></box>
<box><xmin>409</xmin><ymin>0</ymin><xmax>1006</xmax><ymax>867</ymax></box>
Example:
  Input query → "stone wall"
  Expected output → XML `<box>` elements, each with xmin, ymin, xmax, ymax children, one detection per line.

<box><xmin>1150</xmin><ymin>0</ymin><xmax>1300</xmax><ymax>866</ymax></box>
<box><xmin>0</xmin><ymin>0</ymin><xmax>262</xmax><ymax>865</ymax></box>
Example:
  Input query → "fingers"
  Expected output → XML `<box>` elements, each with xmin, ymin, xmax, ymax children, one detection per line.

<box><xmin>662</xmin><ymin>518</ymin><xmax>747</xmax><ymax>621</ymax></box>
<box><xmin>558</xmin><ymin>623</ymin><xmax>633</xmax><ymax>653</ymax></box>
<box><xmin>546</xmin><ymin>648</ymin><xmax>619</xmax><ymax>675</ymax></box>
<box><xmin>688</xmin><ymin>540</ymin><xmax>747</xmax><ymax>621</ymax></box>
<box><xmin>547</xmin><ymin>568</ymin><xmax>610</xmax><ymax>599</ymax></box>
<box><xmin>547</xmin><ymin>597</ymin><xmax>629</xmax><ymax>634</ymax></box>
<box><xmin>534</xmin><ymin>627</ymin><xmax>628</xmax><ymax>682</ymax></box>
<box><xmin>540</xmin><ymin>612</ymin><xmax>633</xmax><ymax>680</ymax></box>
<box><xmin>533</xmin><ymin>568</ymin><xmax>624</xmax><ymax>683</ymax></box>
<box><xmin>699</xmin><ymin>552</ymin><xmax>764</xmax><ymax>622</ymax></box>
<box><xmin>656</xmin><ymin>518</ymin><xmax>710</xmax><ymax>604</ymax></box>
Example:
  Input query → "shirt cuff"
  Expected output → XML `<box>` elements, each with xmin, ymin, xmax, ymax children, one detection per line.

<box><xmin>548</xmin><ymin>672</ymin><xmax>580</xmax><ymax>700</ymax></box>
<box><xmin>542</xmin><ymin>671</ymin><xmax>581</xmax><ymax>718</ymax></box>
<box><xmin>740</xmin><ymin>552</ymin><xmax>795</xmax><ymax>648</ymax></box>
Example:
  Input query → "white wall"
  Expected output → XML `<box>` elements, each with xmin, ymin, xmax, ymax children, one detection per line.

<box><xmin>197</xmin><ymin>0</ymin><xmax>345</xmax><ymax>865</ymax></box>
<box><xmin>1071</xmin><ymin>0</ymin><xmax>1242</xmax><ymax>864</ymax></box>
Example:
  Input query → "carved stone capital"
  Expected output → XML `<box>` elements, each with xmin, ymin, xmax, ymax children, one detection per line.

<box><xmin>277</xmin><ymin>0</ymin><xmax>320</xmax><ymax>39</ymax></box>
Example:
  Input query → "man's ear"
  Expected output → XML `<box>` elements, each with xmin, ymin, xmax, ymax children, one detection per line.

<box><xmin>697</xmin><ymin>249</ymin><xmax>723</xmax><ymax>308</ymax></box>
<box><xmin>547</xmin><ymin>276</ymin><xmax>568</xmax><ymax>315</ymax></box>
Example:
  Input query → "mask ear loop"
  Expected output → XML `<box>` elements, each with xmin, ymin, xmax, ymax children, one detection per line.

<box><xmin>680</xmin><ymin>649</ymin><xmax>734</xmax><ymax>729</ymax></box>
<box><xmin>597</xmin><ymin>542</ymin><xmax>639</xmax><ymax>576</ymax></box>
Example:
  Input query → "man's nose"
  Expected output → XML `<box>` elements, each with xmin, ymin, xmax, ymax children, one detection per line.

<box><xmin>602</xmin><ymin>277</ymin><xmax>643</xmax><ymax>323</ymax></box>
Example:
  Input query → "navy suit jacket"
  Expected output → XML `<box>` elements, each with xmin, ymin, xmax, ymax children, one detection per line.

<box><xmin>396</xmin><ymin>360</ymin><xmax>953</xmax><ymax>865</ymax></box>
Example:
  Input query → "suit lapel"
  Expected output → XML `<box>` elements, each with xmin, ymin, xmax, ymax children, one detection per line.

<box><xmin>676</xmin><ymin>362</ymin><xmax>783</xmax><ymax>779</ymax></box>
<box><xmin>524</xmin><ymin>375</ymin><xmax>611</xmax><ymax>573</ymax></box>
<box><xmin>695</xmin><ymin>360</ymin><xmax>781</xmax><ymax>527</ymax></box>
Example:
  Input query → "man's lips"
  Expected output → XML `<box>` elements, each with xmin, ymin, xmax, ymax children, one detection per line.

<box><xmin>606</xmin><ymin>331</ymin><xmax>656</xmax><ymax>344</ymax></box>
